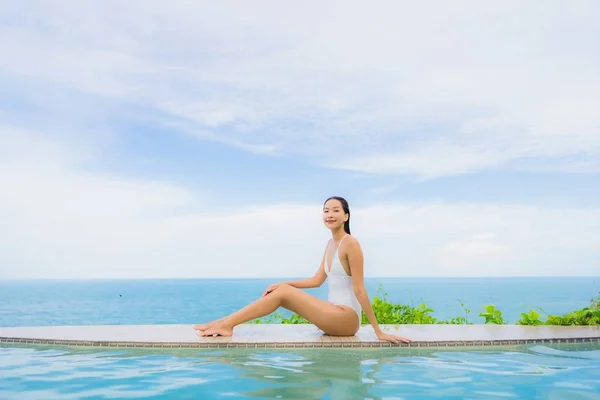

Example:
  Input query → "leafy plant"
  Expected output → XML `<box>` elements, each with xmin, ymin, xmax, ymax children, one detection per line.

<box><xmin>366</xmin><ymin>285</ymin><xmax>437</xmax><ymax>324</ymax></box>
<box><xmin>436</xmin><ymin>300</ymin><xmax>472</xmax><ymax>324</ymax></box>
<box><xmin>459</xmin><ymin>300</ymin><xmax>471</xmax><ymax>324</ymax></box>
<box><xmin>478</xmin><ymin>304</ymin><xmax>505</xmax><ymax>324</ymax></box>
<box><xmin>249</xmin><ymin>311</ymin><xmax>285</xmax><ymax>324</ymax></box>
<box><xmin>282</xmin><ymin>313</ymin><xmax>310</xmax><ymax>324</ymax></box>
<box><xmin>546</xmin><ymin>294</ymin><xmax>600</xmax><ymax>326</ymax></box>
<box><xmin>517</xmin><ymin>310</ymin><xmax>543</xmax><ymax>326</ymax></box>
<box><xmin>248</xmin><ymin>288</ymin><xmax>600</xmax><ymax>326</ymax></box>
<box><xmin>250</xmin><ymin>311</ymin><xmax>311</xmax><ymax>324</ymax></box>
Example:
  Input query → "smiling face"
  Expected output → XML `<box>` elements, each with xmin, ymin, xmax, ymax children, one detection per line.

<box><xmin>323</xmin><ymin>198</ymin><xmax>348</xmax><ymax>231</ymax></box>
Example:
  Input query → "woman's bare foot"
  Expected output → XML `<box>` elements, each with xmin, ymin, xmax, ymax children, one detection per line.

<box><xmin>198</xmin><ymin>322</ymin><xmax>234</xmax><ymax>337</ymax></box>
<box><xmin>193</xmin><ymin>317</ymin><xmax>226</xmax><ymax>331</ymax></box>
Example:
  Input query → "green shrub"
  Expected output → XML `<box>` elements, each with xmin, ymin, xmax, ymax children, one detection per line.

<box><xmin>364</xmin><ymin>285</ymin><xmax>438</xmax><ymax>324</ymax></box>
<box><xmin>478</xmin><ymin>304</ymin><xmax>505</xmax><ymax>324</ymax></box>
<box><xmin>516</xmin><ymin>310</ymin><xmax>543</xmax><ymax>326</ymax></box>
<box><xmin>250</xmin><ymin>311</ymin><xmax>311</xmax><ymax>324</ymax></box>
<box><xmin>249</xmin><ymin>288</ymin><xmax>600</xmax><ymax>326</ymax></box>
<box><xmin>438</xmin><ymin>300</ymin><xmax>473</xmax><ymax>325</ymax></box>
<box><xmin>545</xmin><ymin>295</ymin><xmax>600</xmax><ymax>326</ymax></box>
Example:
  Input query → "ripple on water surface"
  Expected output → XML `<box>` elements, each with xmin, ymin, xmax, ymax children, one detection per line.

<box><xmin>1</xmin><ymin>343</ymin><xmax>599</xmax><ymax>399</ymax></box>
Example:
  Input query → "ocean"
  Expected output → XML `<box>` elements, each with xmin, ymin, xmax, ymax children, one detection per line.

<box><xmin>1</xmin><ymin>277</ymin><xmax>598</xmax><ymax>327</ymax></box>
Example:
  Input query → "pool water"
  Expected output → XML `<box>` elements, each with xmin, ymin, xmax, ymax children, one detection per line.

<box><xmin>1</xmin><ymin>343</ymin><xmax>599</xmax><ymax>399</ymax></box>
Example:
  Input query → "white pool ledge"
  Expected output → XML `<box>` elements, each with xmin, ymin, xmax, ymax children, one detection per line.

<box><xmin>1</xmin><ymin>324</ymin><xmax>599</xmax><ymax>348</ymax></box>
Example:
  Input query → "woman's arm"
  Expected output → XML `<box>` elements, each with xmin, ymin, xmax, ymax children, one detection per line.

<box><xmin>262</xmin><ymin>244</ymin><xmax>329</xmax><ymax>297</ymax></box>
<box><xmin>346</xmin><ymin>240</ymin><xmax>382</xmax><ymax>333</ymax></box>
<box><xmin>346</xmin><ymin>238</ymin><xmax>411</xmax><ymax>344</ymax></box>
<box><xmin>284</xmin><ymin>277</ymin><xmax>319</xmax><ymax>288</ymax></box>
<box><xmin>285</xmin><ymin>248</ymin><xmax>328</xmax><ymax>288</ymax></box>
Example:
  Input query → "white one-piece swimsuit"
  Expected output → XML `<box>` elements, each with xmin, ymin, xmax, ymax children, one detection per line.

<box><xmin>324</xmin><ymin>235</ymin><xmax>362</xmax><ymax>321</ymax></box>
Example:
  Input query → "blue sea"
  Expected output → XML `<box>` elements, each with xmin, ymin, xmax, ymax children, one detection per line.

<box><xmin>1</xmin><ymin>277</ymin><xmax>598</xmax><ymax>327</ymax></box>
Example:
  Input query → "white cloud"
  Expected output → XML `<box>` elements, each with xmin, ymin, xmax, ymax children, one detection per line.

<box><xmin>329</xmin><ymin>141</ymin><xmax>511</xmax><ymax>179</ymax></box>
<box><xmin>0</xmin><ymin>3</ymin><xmax>598</xmax><ymax>279</ymax></box>
<box><xmin>366</xmin><ymin>184</ymin><xmax>398</xmax><ymax>195</ymax></box>
<box><xmin>1</xmin><ymin>1</ymin><xmax>598</xmax><ymax>177</ymax></box>
<box><xmin>441</xmin><ymin>233</ymin><xmax>508</xmax><ymax>266</ymax></box>
<box><xmin>1</xmin><ymin>135</ymin><xmax>598</xmax><ymax>279</ymax></box>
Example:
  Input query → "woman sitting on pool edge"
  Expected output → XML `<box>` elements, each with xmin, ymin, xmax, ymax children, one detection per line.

<box><xmin>193</xmin><ymin>196</ymin><xmax>412</xmax><ymax>344</ymax></box>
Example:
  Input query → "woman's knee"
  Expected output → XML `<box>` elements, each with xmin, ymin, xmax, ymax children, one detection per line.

<box><xmin>273</xmin><ymin>283</ymin><xmax>293</xmax><ymax>299</ymax></box>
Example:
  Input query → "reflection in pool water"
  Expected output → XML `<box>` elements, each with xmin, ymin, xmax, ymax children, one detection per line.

<box><xmin>1</xmin><ymin>343</ymin><xmax>599</xmax><ymax>399</ymax></box>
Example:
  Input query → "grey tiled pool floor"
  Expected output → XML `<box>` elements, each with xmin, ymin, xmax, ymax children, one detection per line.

<box><xmin>1</xmin><ymin>324</ymin><xmax>599</xmax><ymax>348</ymax></box>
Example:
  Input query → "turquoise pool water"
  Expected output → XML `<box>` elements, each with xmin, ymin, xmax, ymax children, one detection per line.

<box><xmin>1</xmin><ymin>343</ymin><xmax>599</xmax><ymax>399</ymax></box>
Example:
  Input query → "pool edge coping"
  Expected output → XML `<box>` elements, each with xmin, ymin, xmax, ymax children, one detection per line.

<box><xmin>2</xmin><ymin>336</ymin><xmax>600</xmax><ymax>349</ymax></box>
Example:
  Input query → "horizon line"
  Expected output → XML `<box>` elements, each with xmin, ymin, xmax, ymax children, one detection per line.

<box><xmin>1</xmin><ymin>275</ymin><xmax>599</xmax><ymax>281</ymax></box>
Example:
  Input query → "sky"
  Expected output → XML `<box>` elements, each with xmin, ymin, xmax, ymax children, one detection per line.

<box><xmin>0</xmin><ymin>1</ymin><xmax>598</xmax><ymax>279</ymax></box>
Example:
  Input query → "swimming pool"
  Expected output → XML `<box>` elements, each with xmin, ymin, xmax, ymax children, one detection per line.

<box><xmin>1</xmin><ymin>343</ymin><xmax>599</xmax><ymax>399</ymax></box>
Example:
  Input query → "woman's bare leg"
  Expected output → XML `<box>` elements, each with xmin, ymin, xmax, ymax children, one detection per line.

<box><xmin>198</xmin><ymin>283</ymin><xmax>359</xmax><ymax>337</ymax></box>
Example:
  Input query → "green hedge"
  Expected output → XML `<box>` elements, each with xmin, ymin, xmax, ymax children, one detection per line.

<box><xmin>251</xmin><ymin>285</ymin><xmax>600</xmax><ymax>326</ymax></box>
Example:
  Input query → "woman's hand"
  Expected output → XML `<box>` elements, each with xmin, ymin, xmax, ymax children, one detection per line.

<box><xmin>376</xmin><ymin>330</ymin><xmax>412</xmax><ymax>344</ymax></box>
<box><xmin>262</xmin><ymin>283</ymin><xmax>280</xmax><ymax>297</ymax></box>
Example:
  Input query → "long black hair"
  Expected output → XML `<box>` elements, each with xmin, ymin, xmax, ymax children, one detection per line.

<box><xmin>324</xmin><ymin>196</ymin><xmax>351</xmax><ymax>235</ymax></box>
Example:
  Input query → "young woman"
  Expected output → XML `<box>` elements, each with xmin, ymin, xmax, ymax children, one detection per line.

<box><xmin>193</xmin><ymin>196</ymin><xmax>412</xmax><ymax>344</ymax></box>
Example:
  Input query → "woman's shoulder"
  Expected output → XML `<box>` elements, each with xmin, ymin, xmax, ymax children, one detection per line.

<box><xmin>342</xmin><ymin>234</ymin><xmax>361</xmax><ymax>247</ymax></box>
<box><xmin>324</xmin><ymin>234</ymin><xmax>361</xmax><ymax>248</ymax></box>
<box><xmin>339</xmin><ymin>235</ymin><xmax>361</xmax><ymax>259</ymax></box>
